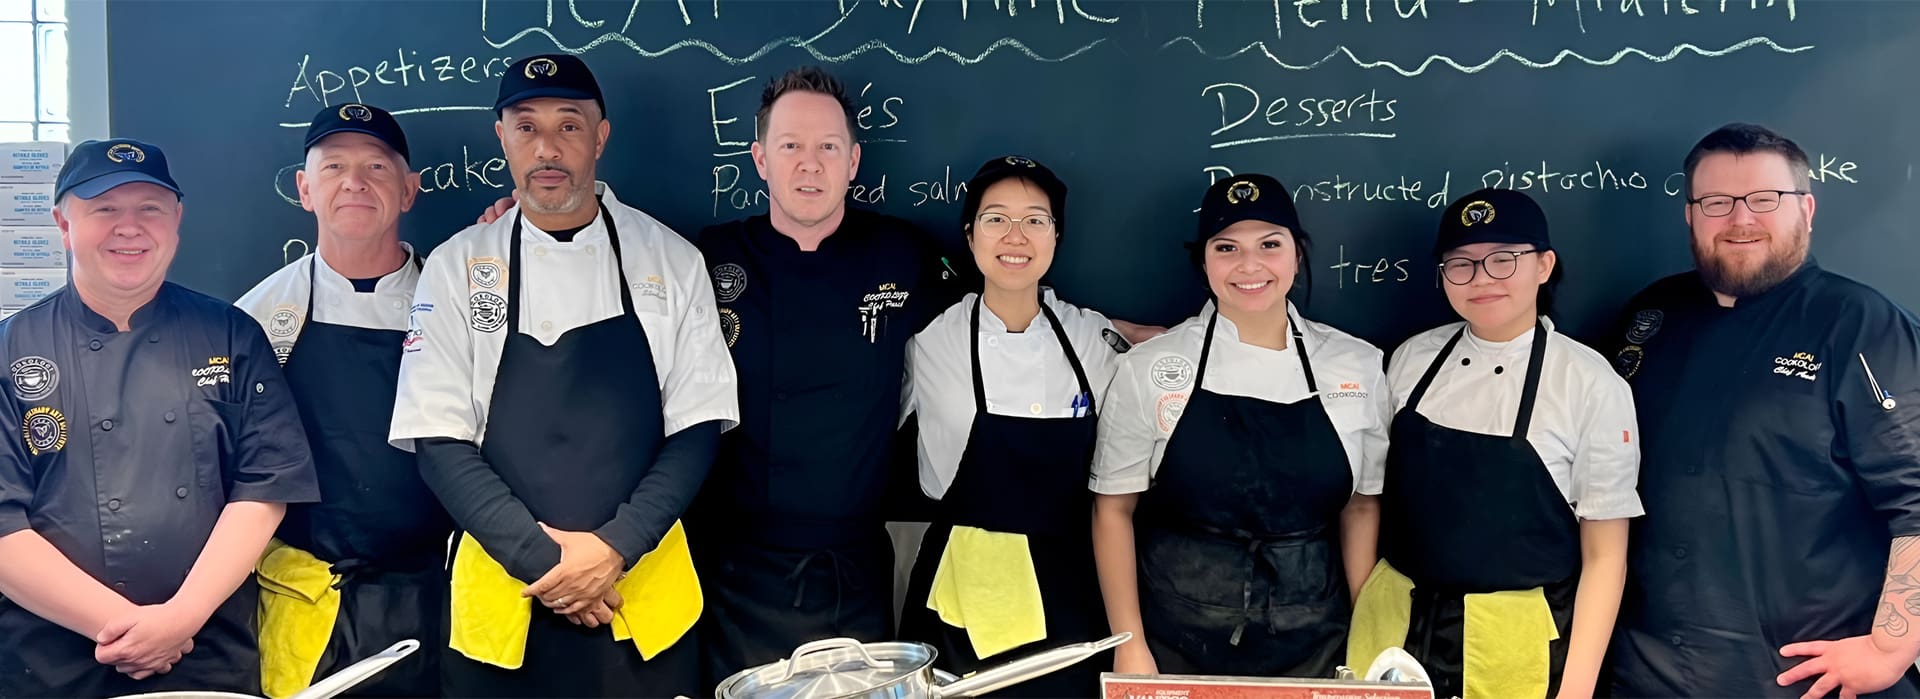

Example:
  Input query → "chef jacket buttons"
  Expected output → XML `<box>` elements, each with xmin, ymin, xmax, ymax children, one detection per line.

<box><xmin>100</xmin><ymin>419</ymin><xmax>114</xmax><ymax>431</ymax></box>
<box><xmin>175</xmin><ymin>487</ymin><xmax>189</xmax><ymax>498</ymax></box>
<box><xmin>535</xmin><ymin>247</ymin><xmax>548</xmax><ymax>257</ymax></box>
<box><xmin>1494</xmin><ymin>366</ymin><xmax>1505</xmax><ymax>375</ymax></box>
<box><xmin>587</xmin><ymin>245</ymin><xmax>598</xmax><ymax>255</ymax></box>
<box><xmin>1673</xmin><ymin>546</ymin><xmax>1688</xmax><ymax>559</ymax></box>
<box><xmin>392</xmin><ymin>300</ymin><xmax>404</xmax><ymax>310</ymax></box>
<box><xmin>1029</xmin><ymin>403</ymin><xmax>1042</xmax><ymax>415</ymax></box>
<box><xmin>988</xmin><ymin>337</ymin><xmax>1000</xmax><ymax>348</ymax></box>
<box><xmin>1669</xmin><ymin>634</ymin><xmax>1684</xmax><ymax>647</ymax></box>
<box><xmin>89</xmin><ymin>339</ymin><xmax>103</xmax><ymax>351</ymax></box>
<box><xmin>107</xmin><ymin>498</ymin><xmax>121</xmax><ymax>511</ymax></box>
<box><xmin>1460</xmin><ymin>357</ymin><xmax>1471</xmax><ymax>366</ymax></box>
<box><xmin>255</xmin><ymin>383</ymin><xmax>266</xmax><ymax>394</ymax></box>
<box><xmin>113</xmin><ymin>581</ymin><xmax>127</xmax><ymax>591</ymax></box>
<box><xmin>164</xmin><ymin>411</ymin><xmax>176</xmax><ymax>423</ymax></box>
<box><xmin>541</xmin><ymin>321</ymin><xmax>553</xmax><ymax>332</ymax></box>
<box><xmin>146</xmin><ymin>335</ymin><xmax>159</xmax><ymax>343</ymax></box>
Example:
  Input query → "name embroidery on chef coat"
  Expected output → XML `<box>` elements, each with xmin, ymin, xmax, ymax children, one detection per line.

<box><xmin>192</xmin><ymin>356</ymin><xmax>232</xmax><ymax>388</ymax></box>
<box><xmin>857</xmin><ymin>282</ymin><xmax>910</xmax><ymax>344</ymax></box>
<box><xmin>1773</xmin><ymin>351</ymin><xmax>1824</xmax><ymax>383</ymax></box>
<box><xmin>22</xmin><ymin>405</ymin><xmax>66</xmax><ymax>455</ymax></box>
<box><xmin>639</xmin><ymin>275</ymin><xmax>668</xmax><ymax>301</ymax></box>
<box><xmin>1325</xmin><ymin>381</ymin><xmax>1369</xmax><ymax>399</ymax></box>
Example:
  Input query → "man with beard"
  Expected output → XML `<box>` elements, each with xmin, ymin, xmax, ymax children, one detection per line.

<box><xmin>390</xmin><ymin>54</ymin><xmax>738</xmax><ymax>697</ymax></box>
<box><xmin>1607</xmin><ymin>123</ymin><xmax>1920</xmax><ymax>698</ymax></box>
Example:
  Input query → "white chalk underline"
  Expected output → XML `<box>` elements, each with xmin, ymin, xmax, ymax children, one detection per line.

<box><xmin>1211</xmin><ymin>132</ymin><xmax>1399</xmax><ymax>149</ymax></box>
<box><xmin>277</xmin><ymin>105</ymin><xmax>495</xmax><ymax>128</ymax></box>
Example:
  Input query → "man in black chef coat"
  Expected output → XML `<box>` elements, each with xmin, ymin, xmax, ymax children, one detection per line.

<box><xmin>687</xmin><ymin>65</ymin><xmax>959</xmax><ymax>684</ymax></box>
<box><xmin>1608</xmin><ymin>122</ymin><xmax>1920</xmax><ymax>698</ymax></box>
<box><xmin>0</xmin><ymin>138</ymin><xmax>318</xmax><ymax>696</ymax></box>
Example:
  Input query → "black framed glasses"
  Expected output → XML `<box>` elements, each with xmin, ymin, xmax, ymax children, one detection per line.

<box><xmin>972</xmin><ymin>212</ymin><xmax>1057</xmax><ymax>238</ymax></box>
<box><xmin>1687</xmin><ymin>189</ymin><xmax>1807</xmax><ymax>218</ymax></box>
<box><xmin>1441</xmin><ymin>250</ymin><xmax>1538</xmax><ymax>285</ymax></box>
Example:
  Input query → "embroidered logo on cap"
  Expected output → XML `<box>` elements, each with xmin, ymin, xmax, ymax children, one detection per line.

<box><xmin>1004</xmin><ymin>155</ymin><xmax>1037</xmax><ymax>168</ymax></box>
<box><xmin>525</xmin><ymin>57</ymin><xmax>560</xmax><ymax>79</ymax></box>
<box><xmin>106</xmin><ymin>143</ymin><xmax>146</xmax><ymax>164</ymax></box>
<box><xmin>1226</xmin><ymin>180</ymin><xmax>1260</xmax><ymax>204</ymax></box>
<box><xmin>9</xmin><ymin>356</ymin><xmax>57</xmax><ymax>401</ymax></box>
<box><xmin>23</xmin><ymin>405</ymin><xmax>65</xmax><ymax>456</ymax></box>
<box><xmin>1461</xmin><ymin>200</ymin><xmax>1496</xmax><ymax>227</ymax></box>
<box><xmin>339</xmin><ymin>104</ymin><xmax>374</xmax><ymax>122</ymax></box>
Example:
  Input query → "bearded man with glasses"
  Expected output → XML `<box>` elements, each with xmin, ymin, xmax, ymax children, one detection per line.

<box><xmin>1606</xmin><ymin>123</ymin><xmax>1920</xmax><ymax>699</ymax></box>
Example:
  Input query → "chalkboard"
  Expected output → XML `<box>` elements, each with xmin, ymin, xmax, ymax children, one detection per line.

<box><xmin>107</xmin><ymin>0</ymin><xmax>1920</xmax><ymax>349</ymax></box>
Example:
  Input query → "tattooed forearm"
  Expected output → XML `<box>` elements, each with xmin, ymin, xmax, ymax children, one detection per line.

<box><xmin>1877</xmin><ymin>536</ymin><xmax>1920</xmax><ymax>639</ymax></box>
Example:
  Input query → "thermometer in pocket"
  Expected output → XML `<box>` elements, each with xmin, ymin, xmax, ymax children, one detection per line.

<box><xmin>1859</xmin><ymin>353</ymin><xmax>1897</xmax><ymax>411</ymax></box>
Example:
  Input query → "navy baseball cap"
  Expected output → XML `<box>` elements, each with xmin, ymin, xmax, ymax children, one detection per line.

<box><xmin>495</xmin><ymin>54</ymin><xmax>605</xmax><ymax>116</ymax></box>
<box><xmin>304</xmin><ymin>102</ymin><xmax>410</xmax><ymax>163</ymax></box>
<box><xmin>1195</xmin><ymin>173</ymin><xmax>1303</xmax><ymax>242</ymax></box>
<box><xmin>1433</xmin><ymin>188</ymin><xmax>1552</xmax><ymax>258</ymax></box>
<box><xmin>54</xmin><ymin>139</ymin><xmax>182</xmax><ymax>202</ymax></box>
<box><xmin>960</xmin><ymin>155</ymin><xmax>1070</xmax><ymax>237</ymax></box>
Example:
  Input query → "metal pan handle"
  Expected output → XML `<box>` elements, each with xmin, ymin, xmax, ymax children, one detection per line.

<box><xmin>934</xmin><ymin>632</ymin><xmax>1131</xmax><ymax>698</ymax></box>
<box><xmin>288</xmin><ymin>639</ymin><xmax>420</xmax><ymax>699</ymax></box>
<box><xmin>767</xmin><ymin>637</ymin><xmax>894</xmax><ymax>684</ymax></box>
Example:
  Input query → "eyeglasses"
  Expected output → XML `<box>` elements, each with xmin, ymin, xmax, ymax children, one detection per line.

<box><xmin>1687</xmin><ymin>189</ymin><xmax>1807</xmax><ymax>218</ymax></box>
<box><xmin>1440</xmin><ymin>250</ymin><xmax>1538</xmax><ymax>285</ymax></box>
<box><xmin>972</xmin><ymin>212</ymin><xmax>1057</xmax><ymax>238</ymax></box>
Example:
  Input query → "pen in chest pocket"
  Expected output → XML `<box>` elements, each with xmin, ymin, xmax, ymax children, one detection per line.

<box><xmin>1858</xmin><ymin>353</ymin><xmax>1897</xmax><ymax>411</ymax></box>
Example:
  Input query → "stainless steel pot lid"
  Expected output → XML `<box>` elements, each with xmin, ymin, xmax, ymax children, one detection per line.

<box><xmin>716</xmin><ymin>638</ymin><xmax>940</xmax><ymax>699</ymax></box>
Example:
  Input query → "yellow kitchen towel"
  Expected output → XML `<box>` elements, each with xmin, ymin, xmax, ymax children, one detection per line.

<box><xmin>256</xmin><ymin>539</ymin><xmax>342</xmax><ymax>699</ymax></box>
<box><xmin>1346</xmin><ymin>559</ymin><xmax>1415</xmax><ymax>673</ymax></box>
<box><xmin>926</xmin><ymin>525</ymin><xmax>1047</xmax><ymax>660</ymax></box>
<box><xmin>1462</xmin><ymin>587</ymin><xmax>1558</xmax><ymax>699</ymax></box>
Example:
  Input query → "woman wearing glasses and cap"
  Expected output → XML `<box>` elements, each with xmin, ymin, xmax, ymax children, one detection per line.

<box><xmin>1091</xmin><ymin>174</ymin><xmax>1391</xmax><ymax>678</ymax></box>
<box><xmin>897</xmin><ymin>155</ymin><xmax>1124</xmax><ymax>696</ymax></box>
<box><xmin>1347</xmin><ymin>188</ymin><xmax>1640</xmax><ymax>699</ymax></box>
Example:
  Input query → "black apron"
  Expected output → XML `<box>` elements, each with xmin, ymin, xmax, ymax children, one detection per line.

<box><xmin>692</xmin><ymin>507</ymin><xmax>894</xmax><ymax>688</ymax></box>
<box><xmin>1377</xmin><ymin>322</ymin><xmax>1579</xmax><ymax>699</ymax></box>
<box><xmin>898</xmin><ymin>298</ymin><xmax>1109</xmax><ymax>697</ymax></box>
<box><xmin>1133</xmin><ymin>310</ymin><xmax>1353</xmax><ymax>678</ymax></box>
<box><xmin>275</xmin><ymin>254</ymin><xmax>447</xmax><ymax>697</ymax></box>
<box><xmin>439</xmin><ymin>204</ymin><xmax>700</xmax><ymax>698</ymax></box>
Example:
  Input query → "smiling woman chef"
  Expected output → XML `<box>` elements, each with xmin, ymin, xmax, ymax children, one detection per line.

<box><xmin>1090</xmin><ymin>174</ymin><xmax>1390</xmax><ymax>680</ymax></box>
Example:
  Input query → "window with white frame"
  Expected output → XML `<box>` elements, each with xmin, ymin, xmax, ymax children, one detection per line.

<box><xmin>0</xmin><ymin>0</ymin><xmax>66</xmax><ymax>142</ymax></box>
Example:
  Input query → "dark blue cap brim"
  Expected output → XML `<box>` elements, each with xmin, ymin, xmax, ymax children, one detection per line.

<box><xmin>304</xmin><ymin>127</ymin><xmax>410</xmax><ymax>162</ymax></box>
<box><xmin>495</xmin><ymin>87</ymin><xmax>600</xmax><ymax>112</ymax></box>
<box><xmin>64</xmin><ymin>172</ymin><xmax>182</xmax><ymax>201</ymax></box>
